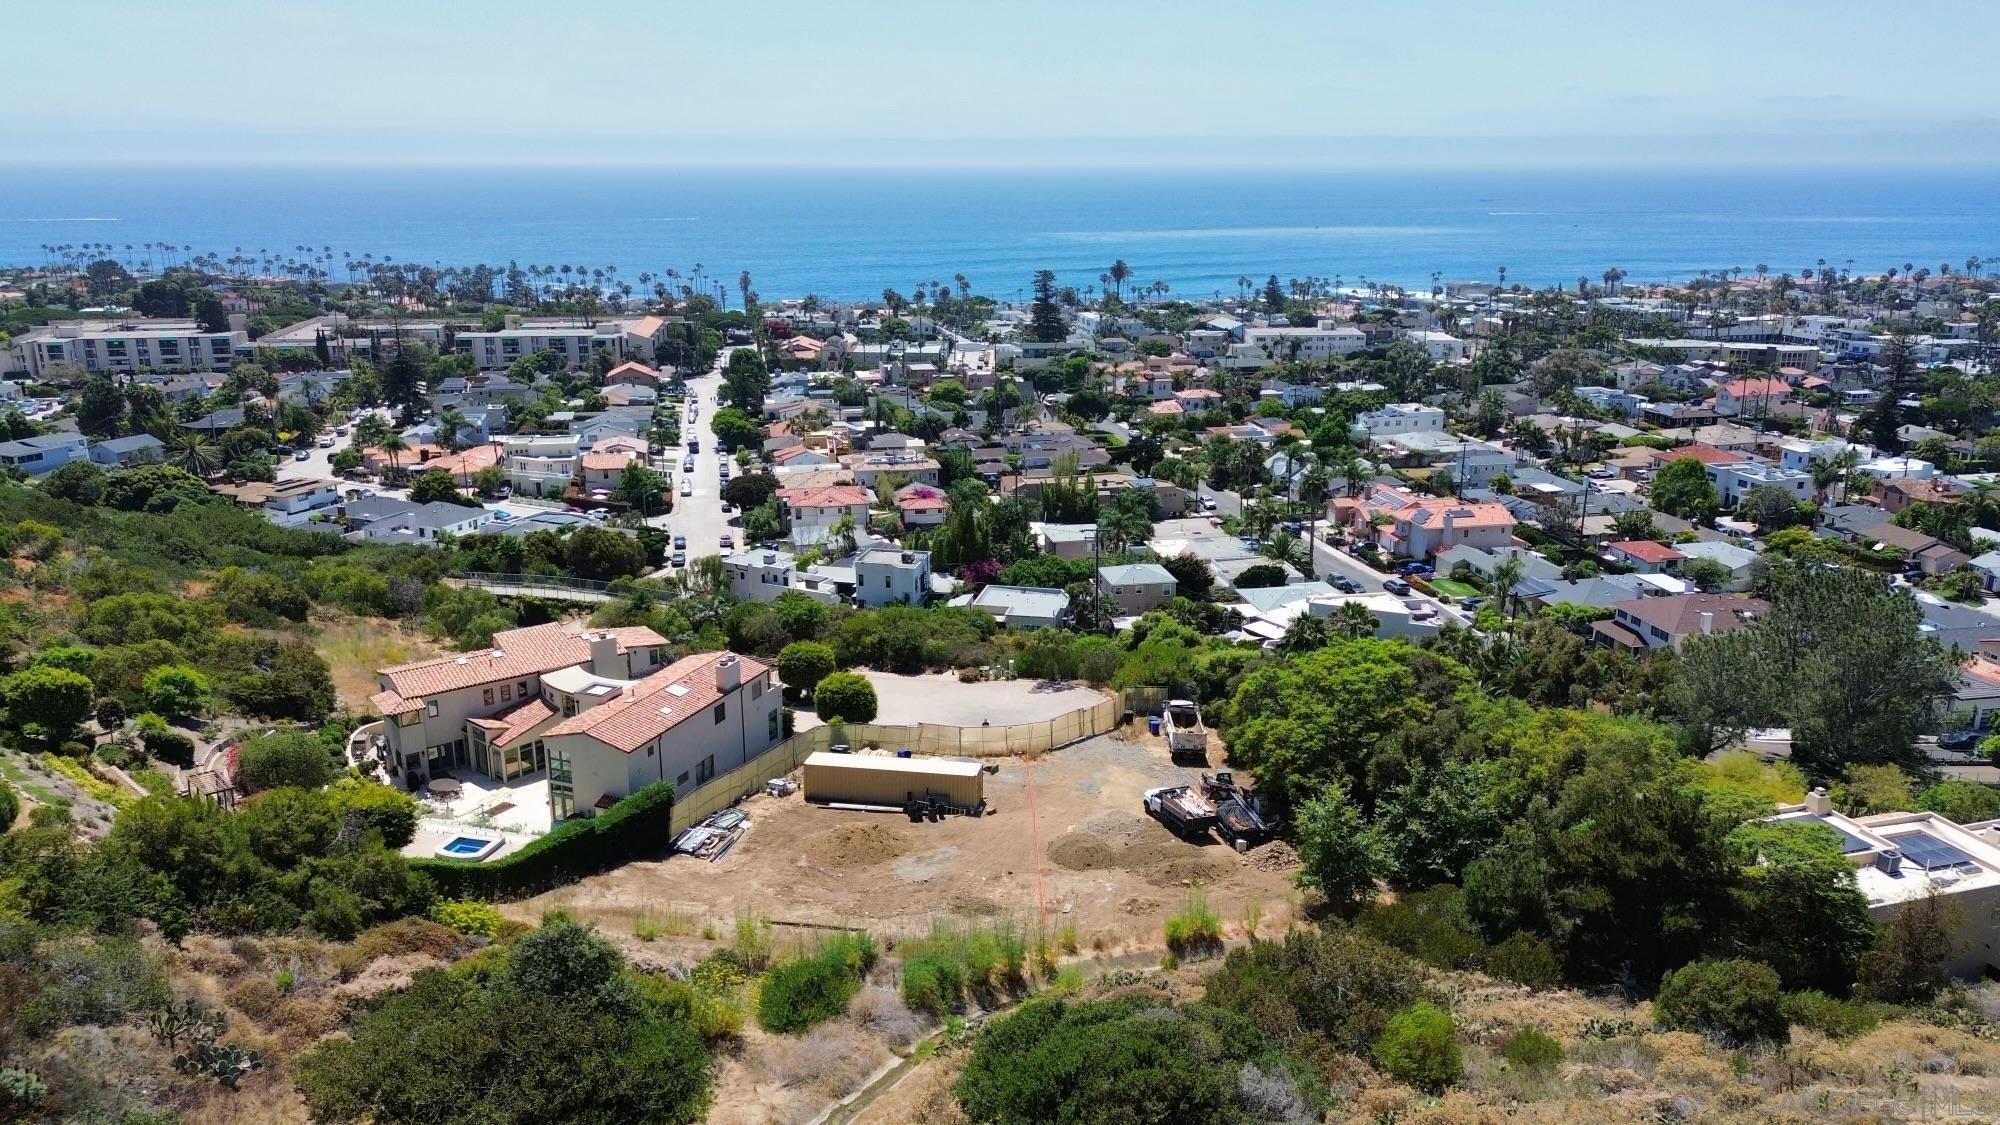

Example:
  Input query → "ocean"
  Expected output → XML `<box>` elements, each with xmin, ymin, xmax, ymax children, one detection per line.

<box><xmin>0</xmin><ymin>165</ymin><xmax>1994</xmax><ymax>302</ymax></box>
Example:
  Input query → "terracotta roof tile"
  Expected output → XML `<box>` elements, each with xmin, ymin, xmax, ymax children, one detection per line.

<box><xmin>545</xmin><ymin>652</ymin><xmax>771</xmax><ymax>753</ymax></box>
<box><xmin>376</xmin><ymin>623</ymin><xmax>665</xmax><ymax>701</ymax></box>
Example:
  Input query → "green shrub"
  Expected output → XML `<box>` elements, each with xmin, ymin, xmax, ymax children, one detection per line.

<box><xmin>408</xmin><ymin>781</ymin><xmax>675</xmax><ymax>900</ymax></box>
<box><xmin>897</xmin><ymin>923</ymin><xmax>1028</xmax><ymax>1017</ymax></box>
<box><xmin>1779</xmin><ymin>989</ymin><xmax>1888</xmax><ymax>1039</ymax></box>
<box><xmin>428</xmin><ymin>898</ymin><xmax>504</xmax><ymax>938</ymax></box>
<box><xmin>135</xmin><ymin>713</ymin><xmax>196</xmax><ymax>764</ymax></box>
<box><xmin>955</xmin><ymin>996</ymin><xmax>1320</xmax><ymax>1124</ymax></box>
<box><xmin>1163</xmin><ymin>893</ymin><xmax>1224</xmax><ymax>960</ymax></box>
<box><xmin>1486</xmin><ymin>932</ymin><xmax>1562</xmax><ymax>989</ymax></box>
<box><xmin>813</xmin><ymin>671</ymin><xmax>878</xmax><ymax>723</ymax></box>
<box><xmin>1654</xmin><ymin>958</ymin><xmax>1789</xmax><ymax>1046</ymax></box>
<box><xmin>1357</xmin><ymin>887</ymin><xmax>1485</xmax><ymax>971</ymax></box>
<box><xmin>756</xmin><ymin>931</ymin><xmax>878</xmax><ymax>1034</ymax></box>
<box><xmin>776</xmin><ymin>641</ymin><xmax>836</xmax><ymax>697</ymax></box>
<box><xmin>1372</xmin><ymin>1002</ymin><xmax>1462</xmax><ymax>1092</ymax></box>
<box><xmin>900</xmin><ymin>950</ymin><xmax>967</xmax><ymax>1018</ymax></box>
<box><xmin>1204</xmin><ymin>928</ymin><xmax>1423</xmax><ymax>1055</ymax></box>
<box><xmin>1501</xmin><ymin>1027</ymin><xmax>1564</xmax><ymax>1071</ymax></box>
<box><xmin>236</xmin><ymin>729</ymin><xmax>336</xmax><ymax>792</ymax></box>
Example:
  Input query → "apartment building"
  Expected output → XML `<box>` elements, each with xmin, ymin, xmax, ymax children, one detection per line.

<box><xmin>501</xmin><ymin>434</ymin><xmax>582</xmax><ymax>498</ymax></box>
<box><xmin>455</xmin><ymin>315</ymin><xmax>669</xmax><ymax>371</ymax></box>
<box><xmin>1353</xmin><ymin>402</ymin><xmax>1447</xmax><ymax>441</ymax></box>
<box><xmin>5</xmin><ymin>319</ymin><xmax>248</xmax><ymax>379</ymax></box>
<box><xmin>371</xmin><ymin>623</ymin><xmax>669</xmax><ymax>791</ymax></box>
<box><xmin>542</xmin><ymin>652</ymin><xmax>782</xmax><ymax>819</ymax></box>
<box><xmin>1217</xmin><ymin>323</ymin><xmax>1368</xmax><ymax>369</ymax></box>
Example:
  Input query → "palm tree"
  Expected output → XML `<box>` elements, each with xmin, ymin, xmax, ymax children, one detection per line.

<box><xmin>1278</xmin><ymin>613</ymin><xmax>1333</xmax><ymax>653</ymax></box>
<box><xmin>1299</xmin><ymin>467</ymin><xmax>1331</xmax><ymax>578</ymax></box>
<box><xmin>1490</xmin><ymin>555</ymin><xmax>1526</xmax><ymax>619</ymax></box>
<box><xmin>1331</xmin><ymin>600</ymin><xmax>1378</xmax><ymax>639</ymax></box>
<box><xmin>377</xmin><ymin>432</ymin><xmax>410</xmax><ymax>482</ymax></box>
<box><xmin>168</xmin><ymin>432</ymin><xmax>221</xmax><ymax>477</ymax></box>
<box><xmin>437</xmin><ymin>408</ymin><xmax>470</xmax><ymax>453</ymax></box>
<box><xmin>1107</xmin><ymin>260</ymin><xmax>1132</xmax><ymax>302</ymax></box>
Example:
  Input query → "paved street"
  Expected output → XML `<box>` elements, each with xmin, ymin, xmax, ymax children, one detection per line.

<box><xmin>644</xmin><ymin>354</ymin><xmax>738</xmax><ymax>575</ymax></box>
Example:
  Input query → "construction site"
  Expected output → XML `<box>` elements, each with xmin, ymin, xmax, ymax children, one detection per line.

<box><xmin>522</xmin><ymin>708</ymin><xmax>1303</xmax><ymax>949</ymax></box>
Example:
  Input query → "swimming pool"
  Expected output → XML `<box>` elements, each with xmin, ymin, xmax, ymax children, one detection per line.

<box><xmin>434</xmin><ymin>835</ymin><xmax>502</xmax><ymax>861</ymax></box>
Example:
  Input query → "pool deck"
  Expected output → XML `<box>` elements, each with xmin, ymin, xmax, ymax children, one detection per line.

<box><xmin>405</xmin><ymin>821</ymin><xmax>531</xmax><ymax>862</ymax></box>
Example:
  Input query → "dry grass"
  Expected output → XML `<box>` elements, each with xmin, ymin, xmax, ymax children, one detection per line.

<box><xmin>315</xmin><ymin>615</ymin><xmax>447</xmax><ymax>708</ymax></box>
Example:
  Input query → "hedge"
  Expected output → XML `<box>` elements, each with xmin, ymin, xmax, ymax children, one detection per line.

<box><xmin>408</xmin><ymin>781</ymin><xmax>675</xmax><ymax>900</ymax></box>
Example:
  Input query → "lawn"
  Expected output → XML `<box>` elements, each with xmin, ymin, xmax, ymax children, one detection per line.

<box><xmin>1428</xmin><ymin>578</ymin><xmax>1480</xmax><ymax>598</ymax></box>
<box><xmin>316</xmin><ymin>615</ymin><xmax>448</xmax><ymax>709</ymax></box>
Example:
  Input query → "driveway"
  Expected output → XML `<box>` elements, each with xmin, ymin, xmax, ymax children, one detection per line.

<box><xmin>796</xmin><ymin>671</ymin><xmax>1107</xmax><ymax>729</ymax></box>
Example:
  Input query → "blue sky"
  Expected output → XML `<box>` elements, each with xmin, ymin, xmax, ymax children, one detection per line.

<box><xmin>12</xmin><ymin>0</ymin><xmax>1999</xmax><ymax>167</ymax></box>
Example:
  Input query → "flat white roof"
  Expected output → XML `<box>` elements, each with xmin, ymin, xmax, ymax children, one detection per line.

<box><xmin>804</xmin><ymin>751</ymin><xmax>982</xmax><ymax>778</ymax></box>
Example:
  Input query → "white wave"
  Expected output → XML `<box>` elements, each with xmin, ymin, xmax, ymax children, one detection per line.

<box><xmin>1047</xmin><ymin>225</ymin><xmax>1466</xmax><ymax>241</ymax></box>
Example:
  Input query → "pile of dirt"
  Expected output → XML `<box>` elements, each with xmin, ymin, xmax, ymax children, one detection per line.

<box><xmin>1047</xmin><ymin>833</ymin><xmax>1121</xmax><ymax>871</ymax></box>
<box><xmin>807</xmin><ymin>823</ymin><xmax>914</xmax><ymax>868</ymax></box>
<box><xmin>946</xmin><ymin>892</ymin><xmax>1002</xmax><ymax>917</ymax></box>
<box><xmin>1248</xmin><ymin>840</ymin><xmax>1300</xmax><ymax>872</ymax></box>
<box><xmin>1118</xmin><ymin>895</ymin><xmax>1163</xmax><ymax>915</ymax></box>
<box><xmin>1075</xmin><ymin>810</ymin><xmax>1150</xmax><ymax>847</ymax></box>
<box><xmin>1145</xmin><ymin>856</ymin><xmax>1231</xmax><ymax>887</ymax></box>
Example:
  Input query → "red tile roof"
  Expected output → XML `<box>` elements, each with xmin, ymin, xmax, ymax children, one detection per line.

<box><xmin>1608</xmin><ymin>539</ymin><xmax>1686</xmax><ymax>564</ymax></box>
<box><xmin>375</xmin><ymin>623</ymin><xmax>665</xmax><ymax>703</ymax></box>
<box><xmin>582</xmin><ymin>451</ymin><xmax>635</xmax><ymax>471</ymax></box>
<box><xmin>781</xmin><ymin>484</ymin><xmax>871</xmax><ymax>510</ymax></box>
<box><xmin>545</xmin><ymin>652</ymin><xmax>771</xmax><ymax>753</ymax></box>
<box><xmin>470</xmin><ymin>697</ymin><xmax>556</xmax><ymax>747</ymax></box>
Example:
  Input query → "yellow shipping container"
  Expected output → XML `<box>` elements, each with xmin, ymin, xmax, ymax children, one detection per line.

<box><xmin>801</xmin><ymin>751</ymin><xmax>985</xmax><ymax>808</ymax></box>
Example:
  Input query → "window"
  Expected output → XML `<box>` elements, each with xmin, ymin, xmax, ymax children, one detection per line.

<box><xmin>677</xmin><ymin>771</ymin><xmax>690</xmax><ymax>785</ymax></box>
<box><xmin>518</xmin><ymin>681</ymin><xmax>529</xmax><ymax>696</ymax></box>
<box><xmin>697</xmin><ymin>755</ymin><xmax>715</xmax><ymax>784</ymax></box>
<box><xmin>713</xmin><ymin>702</ymin><xmax>726</xmax><ymax>724</ymax></box>
<box><xmin>483</xmin><ymin>688</ymin><xmax>495</xmax><ymax>706</ymax></box>
<box><xmin>768</xmin><ymin>708</ymin><xmax>782</xmax><ymax>741</ymax></box>
<box><xmin>500</xmin><ymin>684</ymin><xmax>513</xmax><ymax>702</ymax></box>
<box><xmin>751</xmin><ymin>679</ymin><xmax>764</xmax><ymax>700</ymax></box>
<box><xmin>426</xmin><ymin>700</ymin><xmax>440</xmax><ymax>718</ymax></box>
<box><xmin>562</xmin><ymin>697</ymin><xmax>577</xmax><ymax>717</ymax></box>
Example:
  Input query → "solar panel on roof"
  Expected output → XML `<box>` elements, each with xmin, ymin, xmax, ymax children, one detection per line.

<box><xmin>1797</xmin><ymin>815</ymin><xmax>1874</xmax><ymax>855</ymax></box>
<box><xmin>1895</xmin><ymin>832</ymin><xmax>1977</xmax><ymax>872</ymax></box>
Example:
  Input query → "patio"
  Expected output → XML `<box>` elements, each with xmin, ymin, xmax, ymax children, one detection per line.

<box><xmin>416</xmin><ymin>768</ymin><xmax>555</xmax><ymax>836</ymax></box>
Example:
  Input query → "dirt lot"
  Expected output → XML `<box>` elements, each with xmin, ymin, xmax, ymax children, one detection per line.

<box><xmin>520</xmin><ymin>727</ymin><xmax>1300</xmax><ymax>951</ymax></box>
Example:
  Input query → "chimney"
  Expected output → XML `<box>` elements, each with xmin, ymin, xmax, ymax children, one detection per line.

<box><xmin>1698</xmin><ymin>611</ymin><xmax>1714</xmax><ymax>634</ymax></box>
<box><xmin>587</xmin><ymin>631</ymin><xmax>622</xmax><ymax>677</ymax></box>
<box><xmin>715</xmin><ymin>655</ymin><xmax>741</xmax><ymax>692</ymax></box>
<box><xmin>902</xmin><ymin>551</ymin><xmax>916</xmax><ymax>564</ymax></box>
<box><xmin>1804</xmin><ymin>786</ymin><xmax>1832</xmax><ymax>815</ymax></box>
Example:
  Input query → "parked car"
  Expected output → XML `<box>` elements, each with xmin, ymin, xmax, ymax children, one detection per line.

<box><xmin>720</xmin><ymin>534</ymin><xmax>734</xmax><ymax>549</ymax></box>
<box><xmin>1396</xmin><ymin>562</ymin><xmax>1433</xmax><ymax>577</ymax></box>
<box><xmin>1201</xmin><ymin>496</ymin><xmax>1218</xmax><ymax>512</ymax></box>
<box><xmin>673</xmin><ymin>534</ymin><xmax>687</xmax><ymax>549</ymax></box>
<box><xmin>317</xmin><ymin>436</ymin><xmax>335</xmax><ymax>448</ymax></box>
<box><xmin>671</xmin><ymin>551</ymin><xmax>687</xmax><ymax>568</ymax></box>
<box><xmin>1331</xmin><ymin>576</ymin><xmax>1361</xmax><ymax>593</ymax></box>
<box><xmin>1939</xmin><ymin>730</ymin><xmax>1982</xmax><ymax>751</ymax></box>
<box><xmin>1459</xmin><ymin>596</ymin><xmax>1484</xmax><ymax>610</ymax></box>
<box><xmin>679</xmin><ymin>480</ymin><xmax>693</xmax><ymax>496</ymax></box>
<box><xmin>1383</xmin><ymin>577</ymin><xmax>1412</xmax><ymax>595</ymax></box>
<box><xmin>293</xmin><ymin>449</ymin><xmax>311</xmax><ymax>461</ymax></box>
